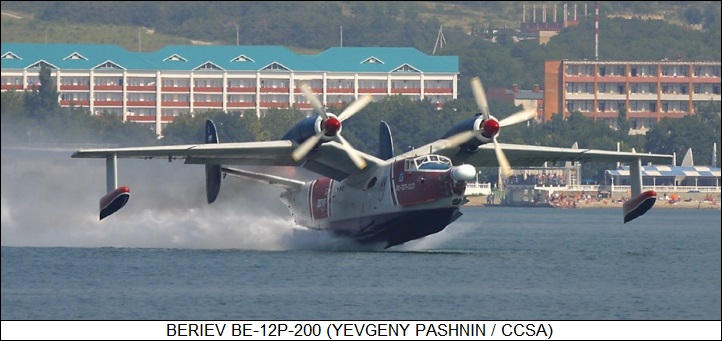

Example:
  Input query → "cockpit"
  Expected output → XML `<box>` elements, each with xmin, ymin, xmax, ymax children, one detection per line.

<box><xmin>404</xmin><ymin>155</ymin><xmax>452</xmax><ymax>171</ymax></box>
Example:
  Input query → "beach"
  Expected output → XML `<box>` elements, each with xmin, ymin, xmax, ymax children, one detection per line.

<box><xmin>465</xmin><ymin>195</ymin><xmax>721</xmax><ymax>210</ymax></box>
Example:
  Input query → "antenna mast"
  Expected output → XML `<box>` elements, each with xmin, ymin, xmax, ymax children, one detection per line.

<box><xmin>433</xmin><ymin>25</ymin><xmax>446</xmax><ymax>54</ymax></box>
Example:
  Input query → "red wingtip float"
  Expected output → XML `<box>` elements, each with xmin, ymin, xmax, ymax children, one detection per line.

<box><xmin>99</xmin><ymin>186</ymin><xmax>130</xmax><ymax>220</ymax></box>
<box><xmin>623</xmin><ymin>190</ymin><xmax>657</xmax><ymax>224</ymax></box>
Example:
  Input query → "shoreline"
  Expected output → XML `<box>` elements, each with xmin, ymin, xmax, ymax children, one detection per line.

<box><xmin>464</xmin><ymin>196</ymin><xmax>721</xmax><ymax>210</ymax></box>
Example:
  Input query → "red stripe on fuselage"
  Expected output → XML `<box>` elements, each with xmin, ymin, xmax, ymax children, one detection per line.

<box><xmin>309</xmin><ymin>177</ymin><xmax>332</xmax><ymax>220</ymax></box>
<box><xmin>389</xmin><ymin>164</ymin><xmax>398</xmax><ymax>206</ymax></box>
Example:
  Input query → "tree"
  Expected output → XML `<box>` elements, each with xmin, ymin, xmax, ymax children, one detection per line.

<box><xmin>684</xmin><ymin>6</ymin><xmax>703</xmax><ymax>25</ymax></box>
<box><xmin>616</xmin><ymin>104</ymin><xmax>630</xmax><ymax>137</ymax></box>
<box><xmin>23</xmin><ymin>63</ymin><xmax>59</xmax><ymax>120</ymax></box>
<box><xmin>645</xmin><ymin>112</ymin><xmax>720</xmax><ymax>166</ymax></box>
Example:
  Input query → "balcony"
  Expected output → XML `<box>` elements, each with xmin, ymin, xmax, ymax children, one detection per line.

<box><xmin>259</xmin><ymin>87</ymin><xmax>290</xmax><ymax>93</ymax></box>
<box><xmin>691</xmin><ymin>75</ymin><xmax>721</xmax><ymax>83</ymax></box>
<box><xmin>628</xmin><ymin>93</ymin><xmax>657</xmax><ymax>100</ymax></box>
<box><xmin>565</xmin><ymin>92</ymin><xmax>594</xmax><ymax>100</ymax></box>
<box><xmin>93</xmin><ymin>85</ymin><xmax>122</xmax><ymax>91</ymax></box>
<box><xmin>126</xmin><ymin>116</ymin><xmax>156</xmax><ymax>122</ymax></box>
<box><xmin>1</xmin><ymin>84</ymin><xmax>23</xmax><ymax>91</ymax></box>
<box><xmin>59</xmin><ymin>85</ymin><xmax>90</xmax><ymax>91</ymax></box>
<box><xmin>326</xmin><ymin>88</ymin><xmax>354</xmax><ymax>94</ymax></box>
<box><xmin>227</xmin><ymin>87</ymin><xmax>256</xmax><ymax>93</ymax></box>
<box><xmin>358</xmin><ymin>88</ymin><xmax>387</xmax><ymax>94</ymax></box>
<box><xmin>126</xmin><ymin>101</ymin><xmax>157</xmax><ymax>107</ymax></box>
<box><xmin>192</xmin><ymin>101</ymin><xmax>223</xmax><ymax>108</ymax></box>
<box><xmin>59</xmin><ymin>100</ymin><xmax>90</xmax><ymax>106</ymax></box>
<box><xmin>161</xmin><ymin>86</ymin><xmax>190</xmax><ymax>92</ymax></box>
<box><xmin>227</xmin><ymin>102</ymin><xmax>255</xmax><ymax>108</ymax></box>
<box><xmin>564</xmin><ymin>74</ymin><xmax>595</xmax><ymax>82</ymax></box>
<box><xmin>391</xmin><ymin>88</ymin><xmax>420</xmax><ymax>94</ymax></box>
<box><xmin>293</xmin><ymin>87</ymin><xmax>323</xmax><ymax>94</ymax></box>
<box><xmin>259</xmin><ymin>102</ymin><xmax>290</xmax><ymax>108</ymax></box>
<box><xmin>424</xmin><ymin>88</ymin><xmax>452</xmax><ymax>94</ymax></box>
<box><xmin>93</xmin><ymin>100</ymin><xmax>123</xmax><ymax>106</ymax></box>
<box><xmin>160</xmin><ymin>101</ymin><xmax>190</xmax><ymax>107</ymax></box>
<box><xmin>193</xmin><ymin>86</ymin><xmax>223</xmax><ymax>93</ymax></box>
<box><xmin>126</xmin><ymin>85</ymin><xmax>156</xmax><ymax>91</ymax></box>
<box><xmin>627</xmin><ymin>111</ymin><xmax>659</xmax><ymax>119</ymax></box>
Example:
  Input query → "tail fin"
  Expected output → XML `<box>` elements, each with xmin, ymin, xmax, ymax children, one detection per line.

<box><xmin>205</xmin><ymin>119</ymin><xmax>222</xmax><ymax>204</ymax></box>
<box><xmin>378</xmin><ymin>121</ymin><xmax>394</xmax><ymax>160</ymax></box>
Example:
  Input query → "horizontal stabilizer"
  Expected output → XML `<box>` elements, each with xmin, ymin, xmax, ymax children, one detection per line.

<box><xmin>99</xmin><ymin>186</ymin><xmax>130</xmax><ymax>220</ymax></box>
<box><xmin>221</xmin><ymin>167</ymin><xmax>304</xmax><ymax>190</ymax></box>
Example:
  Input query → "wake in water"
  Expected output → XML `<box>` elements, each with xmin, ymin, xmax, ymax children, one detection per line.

<box><xmin>0</xmin><ymin>148</ymin><xmax>386</xmax><ymax>251</ymax></box>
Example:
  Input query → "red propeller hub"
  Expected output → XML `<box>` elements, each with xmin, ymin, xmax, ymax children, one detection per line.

<box><xmin>481</xmin><ymin>119</ymin><xmax>500</xmax><ymax>138</ymax></box>
<box><xmin>323</xmin><ymin>116</ymin><xmax>341</xmax><ymax>136</ymax></box>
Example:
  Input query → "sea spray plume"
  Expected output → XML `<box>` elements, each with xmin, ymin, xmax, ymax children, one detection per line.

<box><xmin>0</xmin><ymin>148</ymin><xmax>359</xmax><ymax>250</ymax></box>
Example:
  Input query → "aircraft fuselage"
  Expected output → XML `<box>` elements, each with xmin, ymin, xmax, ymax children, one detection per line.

<box><xmin>280</xmin><ymin>155</ymin><xmax>469</xmax><ymax>247</ymax></box>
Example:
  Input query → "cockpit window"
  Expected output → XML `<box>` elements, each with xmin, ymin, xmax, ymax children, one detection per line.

<box><xmin>413</xmin><ymin>155</ymin><xmax>452</xmax><ymax>170</ymax></box>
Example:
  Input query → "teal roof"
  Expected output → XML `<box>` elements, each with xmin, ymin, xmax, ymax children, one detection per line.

<box><xmin>1</xmin><ymin>43</ymin><xmax>156</xmax><ymax>70</ymax></box>
<box><xmin>144</xmin><ymin>45</ymin><xmax>318</xmax><ymax>71</ymax></box>
<box><xmin>313</xmin><ymin>47</ymin><xmax>459</xmax><ymax>73</ymax></box>
<box><xmin>2</xmin><ymin>43</ymin><xmax>458</xmax><ymax>74</ymax></box>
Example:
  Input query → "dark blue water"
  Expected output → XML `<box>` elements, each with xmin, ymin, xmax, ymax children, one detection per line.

<box><xmin>2</xmin><ymin>207</ymin><xmax>720</xmax><ymax>321</ymax></box>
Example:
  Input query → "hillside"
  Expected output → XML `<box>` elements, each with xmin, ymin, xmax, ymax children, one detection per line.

<box><xmin>2</xmin><ymin>1</ymin><xmax>719</xmax><ymax>52</ymax></box>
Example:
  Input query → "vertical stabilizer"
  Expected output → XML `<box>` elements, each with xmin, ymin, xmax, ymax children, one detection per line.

<box><xmin>205</xmin><ymin>120</ymin><xmax>222</xmax><ymax>204</ymax></box>
<box><xmin>378</xmin><ymin>121</ymin><xmax>394</xmax><ymax>160</ymax></box>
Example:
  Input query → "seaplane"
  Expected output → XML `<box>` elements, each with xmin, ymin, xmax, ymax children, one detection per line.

<box><xmin>72</xmin><ymin>77</ymin><xmax>673</xmax><ymax>248</ymax></box>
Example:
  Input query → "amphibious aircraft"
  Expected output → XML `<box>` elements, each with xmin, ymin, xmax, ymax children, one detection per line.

<box><xmin>72</xmin><ymin>77</ymin><xmax>673</xmax><ymax>248</ymax></box>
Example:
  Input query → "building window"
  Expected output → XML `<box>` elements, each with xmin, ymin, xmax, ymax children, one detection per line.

<box><xmin>680</xmin><ymin>101</ymin><xmax>689</xmax><ymax>112</ymax></box>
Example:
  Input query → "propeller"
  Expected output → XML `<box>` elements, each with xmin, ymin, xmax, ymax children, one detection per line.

<box><xmin>291</xmin><ymin>83</ymin><xmax>371</xmax><ymax>169</ymax></box>
<box><xmin>446</xmin><ymin>77</ymin><xmax>538</xmax><ymax>178</ymax></box>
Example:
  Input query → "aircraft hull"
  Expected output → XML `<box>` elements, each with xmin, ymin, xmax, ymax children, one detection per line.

<box><xmin>323</xmin><ymin>207</ymin><xmax>462</xmax><ymax>248</ymax></box>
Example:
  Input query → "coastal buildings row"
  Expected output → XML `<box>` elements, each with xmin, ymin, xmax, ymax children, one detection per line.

<box><xmin>1</xmin><ymin>43</ymin><xmax>459</xmax><ymax>136</ymax></box>
<box><xmin>544</xmin><ymin>60</ymin><xmax>721</xmax><ymax>134</ymax></box>
<box><xmin>2</xmin><ymin>43</ymin><xmax>720</xmax><ymax>138</ymax></box>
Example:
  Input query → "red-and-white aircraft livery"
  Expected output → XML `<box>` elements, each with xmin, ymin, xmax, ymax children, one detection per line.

<box><xmin>72</xmin><ymin>77</ymin><xmax>673</xmax><ymax>248</ymax></box>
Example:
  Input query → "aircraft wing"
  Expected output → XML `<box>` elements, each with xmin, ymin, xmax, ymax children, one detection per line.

<box><xmin>72</xmin><ymin>140</ymin><xmax>382</xmax><ymax>180</ymax></box>
<box><xmin>398</xmin><ymin>141</ymin><xmax>674</xmax><ymax>166</ymax></box>
<box><xmin>72</xmin><ymin>141</ymin><xmax>300</xmax><ymax>165</ymax></box>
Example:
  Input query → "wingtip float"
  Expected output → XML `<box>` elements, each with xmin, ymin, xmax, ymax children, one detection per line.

<box><xmin>623</xmin><ymin>190</ymin><xmax>657</xmax><ymax>224</ymax></box>
<box><xmin>99</xmin><ymin>186</ymin><xmax>130</xmax><ymax>220</ymax></box>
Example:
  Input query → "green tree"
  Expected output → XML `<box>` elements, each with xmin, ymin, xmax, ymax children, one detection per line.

<box><xmin>23</xmin><ymin>63</ymin><xmax>59</xmax><ymax>120</ymax></box>
<box><xmin>617</xmin><ymin>105</ymin><xmax>630</xmax><ymax>137</ymax></box>
<box><xmin>684</xmin><ymin>6</ymin><xmax>703</xmax><ymax>25</ymax></box>
<box><xmin>645</xmin><ymin>110</ymin><xmax>720</xmax><ymax>166</ymax></box>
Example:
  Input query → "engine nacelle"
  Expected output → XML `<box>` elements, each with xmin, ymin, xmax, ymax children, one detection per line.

<box><xmin>441</xmin><ymin>114</ymin><xmax>498</xmax><ymax>151</ymax></box>
<box><xmin>282</xmin><ymin>114</ymin><xmax>340</xmax><ymax>146</ymax></box>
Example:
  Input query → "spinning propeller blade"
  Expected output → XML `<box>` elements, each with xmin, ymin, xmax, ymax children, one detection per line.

<box><xmin>292</xmin><ymin>86</ymin><xmax>372</xmax><ymax>169</ymax></box>
<box><xmin>445</xmin><ymin>77</ymin><xmax>537</xmax><ymax>178</ymax></box>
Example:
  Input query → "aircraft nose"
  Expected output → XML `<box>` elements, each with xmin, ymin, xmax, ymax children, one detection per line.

<box><xmin>450</xmin><ymin>164</ymin><xmax>476</xmax><ymax>182</ymax></box>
